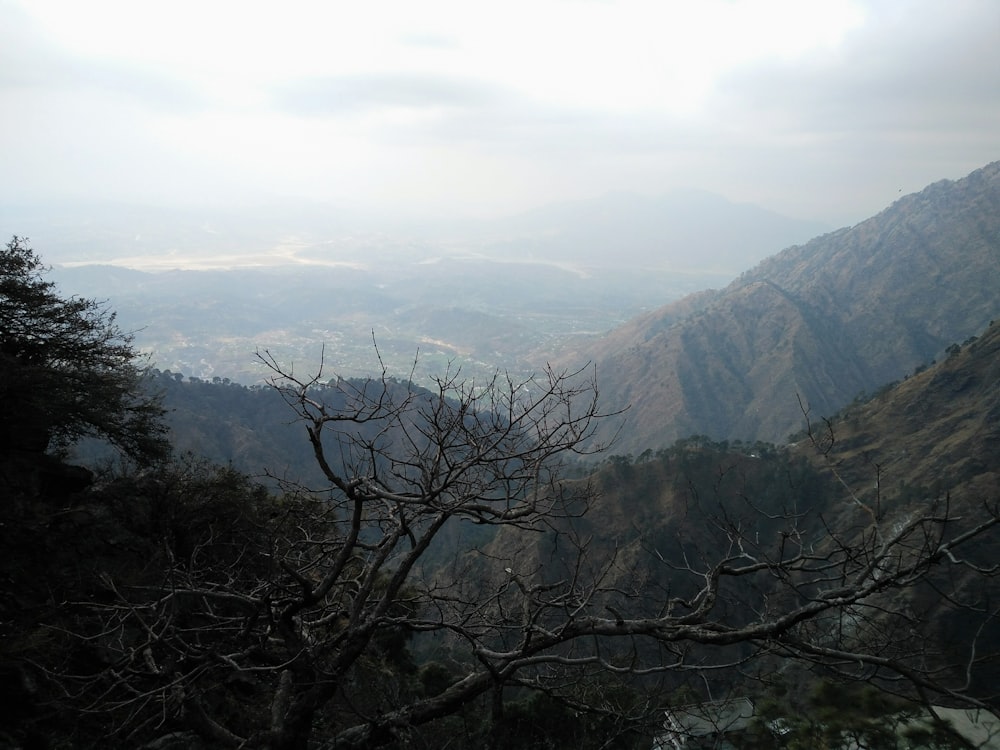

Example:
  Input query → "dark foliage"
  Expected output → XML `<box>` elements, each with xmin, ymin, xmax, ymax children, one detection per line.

<box><xmin>3</xmin><ymin>243</ymin><xmax>1000</xmax><ymax>749</ymax></box>
<box><xmin>0</xmin><ymin>237</ymin><xmax>168</xmax><ymax>462</ymax></box>
<box><xmin>0</xmin><ymin>457</ymin><xmax>276</xmax><ymax>747</ymax></box>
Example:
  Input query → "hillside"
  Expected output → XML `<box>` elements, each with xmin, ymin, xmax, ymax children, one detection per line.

<box><xmin>74</xmin><ymin>370</ymin><xmax>460</xmax><ymax>490</ymax></box>
<box><xmin>5</xmin><ymin>306</ymin><xmax>999</xmax><ymax>747</ymax></box>
<box><xmin>479</xmin><ymin>318</ymin><xmax>1000</xmax><ymax>702</ymax></box>
<box><xmin>796</xmin><ymin>319</ymin><xmax>1000</xmax><ymax>694</ymax></box>
<box><xmin>575</xmin><ymin>161</ymin><xmax>1000</xmax><ymax>455</ymax></box>
<box><xmin>798</xmin><ymin>318</ymin><xmax>1000</xmax><ymax>508</ymax></box>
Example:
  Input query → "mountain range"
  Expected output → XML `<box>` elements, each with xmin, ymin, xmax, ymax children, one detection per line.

<box><xmin>571</xmin><ymin>161</ymin><xmax>1000</xmax><ymax>455</ymax></box>
<box><xmin>3</xmin><ymin>189</ymin><xmax>827</xmax><ymax>275</ymax></box>
<box><xmin>10</xmin><ymin>161</ymin><xmax>1000</xmax><ymax>460</ymax></box>
<box><xmin>465</xmin><ymin>188</ymin><xmax>830</xmax><ymax>272</ymax></box>
<box><xmin>6</xmin><ymin>161</ymin><xmax>1000</xmax><ymax>748</ymax></box>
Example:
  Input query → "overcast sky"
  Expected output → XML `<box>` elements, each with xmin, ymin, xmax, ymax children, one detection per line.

<box><xmin>3</xmin><ymin>0</ymin><xmax>999</xmax><ymax>226</ymax></box>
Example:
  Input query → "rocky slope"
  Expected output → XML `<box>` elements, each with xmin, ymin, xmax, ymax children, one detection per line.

<box><xmin>573</xmin><ymin>161</ymin><xmax>1000</xmax><ymax>454</ymax></box>
<box><xmin>799</xmin><ymin>317</ymin><xmax>1000</xmax><ymax>510</ymax></box>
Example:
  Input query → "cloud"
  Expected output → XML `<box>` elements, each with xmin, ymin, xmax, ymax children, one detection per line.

<box><xmin>397</xmin><ymin>32</ymin><xmax>462</xmax><ymax>50</ymax></box>
<box><xmin>3</xmin><ymin>0</ymin><xmax>999</xmax><ymax>225</ymax></box>
<box><xmin>0</xmin><ymin>5</ymin><xmax>204</xmax><ymax>113</ymax></box>
<box><xmin>652</xmin><ymin>0</ymin><xmax>1000</xmax><ymax>219</ymax></box>
<box><xmin>272</xmin><ymin>73</ymin><xmax>505</xmax><ymax>116</ymax></box>
<box><xmin>713</xmin><ymin>1</ymin><xmax>1000</xmax><ymax>137</ymax></box>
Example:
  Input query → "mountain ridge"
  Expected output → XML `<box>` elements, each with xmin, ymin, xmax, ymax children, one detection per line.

<box><xmin>472</xmin><ymin>187</ymin><xmax>830</xmax><ymax>272</ymax></box>
<box><xmin>573</xmin><ymin>160</ymin><xmax>1000</xmax><ymax>454</ymax></box>
<box><xmin>800</xmin><ymin>317</ymin><xmax>1000</xmax><ymax>500</ymax></box>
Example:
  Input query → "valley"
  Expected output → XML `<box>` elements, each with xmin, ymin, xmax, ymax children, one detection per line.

<box><xmin>5</xmin><ymin>2</ymin><xmax>999</xmax><ymax>745</ymax></box>
<box><xmin>35</xmin><ymin>188</ymin><xmax>817</xmax><ymax>387</ymax></box>
<box><xmin>3</xmin><ymin>162</ymin><xmax>1000</xmax><ymax>750</ymax></box>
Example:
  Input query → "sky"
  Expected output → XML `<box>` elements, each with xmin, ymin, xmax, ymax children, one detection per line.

<box><xmin>2</xmin><ymin>0</ymin><xmax>999</xmax><ymax>227</ymax></box>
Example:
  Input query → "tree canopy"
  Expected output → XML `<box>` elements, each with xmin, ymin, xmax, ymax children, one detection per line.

<box><xmin>0</xmin><ymin>236</ymin><xmax>167</xmax><ymax>460</ymax></box>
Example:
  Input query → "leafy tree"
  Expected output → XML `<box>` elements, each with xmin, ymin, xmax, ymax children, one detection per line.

<box><xmin>0</xmin><ymin>237</ymin><xmax>167</xmax><ymax>460</ymax></box>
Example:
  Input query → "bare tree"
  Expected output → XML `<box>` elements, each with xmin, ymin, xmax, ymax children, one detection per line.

<box><xmin>41</xmin><ymin>354</ymin><xmax>1000</xmax><ymax>749</ymax></box>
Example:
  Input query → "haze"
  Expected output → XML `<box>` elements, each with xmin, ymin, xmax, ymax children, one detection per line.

<box><xmin>3</xmin><ymin>0</ymin><xmax>999</xmax><ymax>231</ymax></box>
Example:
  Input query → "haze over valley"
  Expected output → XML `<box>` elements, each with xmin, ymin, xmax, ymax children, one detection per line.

<box><xmin>5</xmin><ymin>0</ymin><xmax>999</xmax><ymax>399</ymax></box>
<box><xmin>5</xmin><ymin>2</ymin><xmax>1000</xmax><ymax>747</ymax></box>
<box><xmin>18</xmin><ymin>189</ymin><xmax>827</xmax><ymax>386</ymax></box>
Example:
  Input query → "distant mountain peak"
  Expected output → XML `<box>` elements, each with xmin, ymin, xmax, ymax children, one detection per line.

<box><xmin>475</xmin><ymin>189</ymin><xmax>830</xmax><ymax>274</ymax></box>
